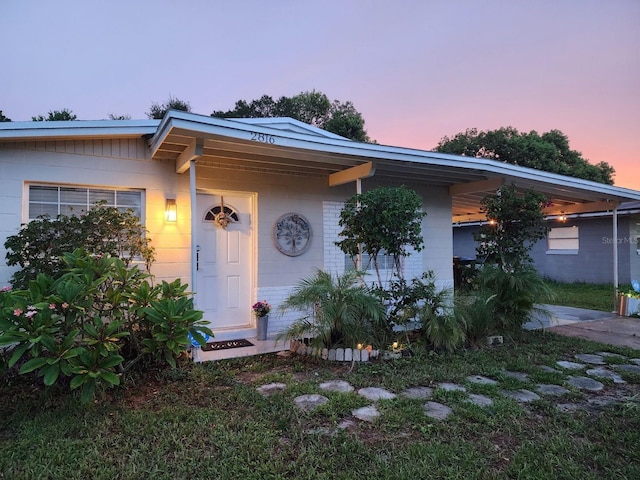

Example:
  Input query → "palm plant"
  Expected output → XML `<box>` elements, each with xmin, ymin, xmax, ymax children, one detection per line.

<box><xmin>279</xmin><ymin>269</ymin><xmax>387</xmax><ymax>349</ymax></box>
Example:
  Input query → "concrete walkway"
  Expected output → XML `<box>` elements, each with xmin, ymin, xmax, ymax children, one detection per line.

<box><xmin>527</xmin><ymin>305</ymin><xmax>640</xmax><ymax>350</ymax></box>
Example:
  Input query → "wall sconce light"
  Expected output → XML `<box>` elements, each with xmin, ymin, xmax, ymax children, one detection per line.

<box><xmin>558</xmin><ymin>213</ymin><xmax>567</xmax><ymax>222</ymax></box>
<box><xmin>165</xmin><ymin>198</ymin><xmax>177</xmax><ymax>223</ymax></box>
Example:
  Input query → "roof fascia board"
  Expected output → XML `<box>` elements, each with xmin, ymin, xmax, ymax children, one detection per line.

<box><xmin>0</xmin><ymin>120</ymin><xmax>159</xmax><ymax>140</ymax></box>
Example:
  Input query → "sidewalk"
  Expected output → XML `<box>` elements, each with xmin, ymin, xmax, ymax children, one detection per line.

<box><xmin>528</xmin><ymin>305</ymin><xmax>640</xmax><ymax>350</ymax></box>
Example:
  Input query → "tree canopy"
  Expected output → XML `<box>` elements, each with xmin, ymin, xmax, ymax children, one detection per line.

<box><xmin>147</xmin><ymin>96</ymin><xmax>191</xmax><ymax>119</ymax></box>
<box><xmin>32</xmin><ymin>109</ymin><xmax>77</xmax><ymax>121</ymax></box>
<box><xmin>435</xmin><ymin>127</ymin><xmax>614</xmax><ymax>185</ymax></box>
<box><xmin>211</xmin><ymin>90</ymin><xmax>371</xmax><ymax>142</ymax></box>
<box><xmin>0</xmin><ymin>110</ymin><xmax>11</xmax><ymax>122</ymax></box>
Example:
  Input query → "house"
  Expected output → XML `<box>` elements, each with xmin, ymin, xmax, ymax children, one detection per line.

<box><xmin>2</xmin><ymin>111</ymin><xmax>640</xmax><ymax>341</ymax></box>
<box><xmin>453</xmin><ymin>201</ymin><xmax>640</xmax><ymax>285</ymax></box>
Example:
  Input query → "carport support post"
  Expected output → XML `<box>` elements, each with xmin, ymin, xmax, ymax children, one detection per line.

<box><xmin>356</xmin><ymin>178</ymin><xmax>362</xmax><ymax>270</ymax></box>
<box><xmin>613</xmin><ymin>206</ymin><xmax>619</xmax><ymax>310</ymax></box>
<box><xmin>190</xmin><ymin>159</ymin><xmax>198</xmax><ymax>309</ymax></box>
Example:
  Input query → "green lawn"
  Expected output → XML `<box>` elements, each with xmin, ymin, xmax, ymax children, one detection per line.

<box><xmin>544</xmin><ymin>281</ymin><xmax>624</xmax><ymax>312</ymax></box>
<box><xmin>1</xmin><ymin>331</ymin><xmax>639</xmax><ymax>479</ymax></box>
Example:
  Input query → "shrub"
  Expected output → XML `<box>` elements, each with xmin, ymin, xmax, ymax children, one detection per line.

<box><xmin>4</xmin><ymin>203</ymin><xmax>155</xmax><ymax>289</ymax></box>
<box><xmin>279</xmin><ymin>269</ymin><xmax>386</xmax><ymax>349</ymax></box>
<box><xmin>0</xmin><ymin>250</ymin><xmax>211</xmax><ymax>402</ymax></box>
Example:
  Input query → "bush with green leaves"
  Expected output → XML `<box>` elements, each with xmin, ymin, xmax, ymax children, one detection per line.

<box><xmin>0</xmin><ymin>250</ymin><xmax>212</xmax><ymax>402</ymax></box>
<box><xmin>4</xmin><ymin>203</ymin><xmax>155</xmax><ymax>289</ymax></box>
<box><xmin>457</xmin><ymin>264</ymin><xmax>554</xmax><ymax>343</ymax></box>
<box><xmin>278</xmin><ymin>269</ymin><xmax>387</xmax><ymax>350</ymax></box>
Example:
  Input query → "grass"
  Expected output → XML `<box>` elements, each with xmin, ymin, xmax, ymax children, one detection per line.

<box><xmin>1</xmin><ymin>331</ymin><xmax>640</xmax><ymax>479</ymax></box>
<box><xmin>544</xmin><ymin>281</ymin><xmax>626</xmax><ymax>312</ymax></box>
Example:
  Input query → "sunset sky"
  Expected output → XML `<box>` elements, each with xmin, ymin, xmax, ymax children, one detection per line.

<box><xmin>2</xmin><ymin>1</ymin><xmax>638</xmax><ymax>190</ymax></box>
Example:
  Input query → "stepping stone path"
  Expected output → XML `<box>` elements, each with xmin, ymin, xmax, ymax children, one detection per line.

<box><xmin>501</xmin><ymin>389</ymin><xmax>541</xmax><ymax>403</ymax></box>
<box><xmin>502</xmin><ymin>370</ymin><xmax>530</xmax><ymax>381</ymax></box>
<box><xmin>352</xmin><ymin>405</ymin><xmax>380</xmax><ymax>422</ymax></box>
<box><xmin>437</xmin><ymin>382</ymin><xmax>467</xmax><ymax>392</ymax></box>
<box><xmin>319</xmin><ymin>380</ymin><xmax>354</xmax><ymax>393</ymax></box>
<box><xmin>556</xmin><ymin>360</ymin><xmax>586</xmax><ymax>370</ymax></box>
<box><xmin>536</xmin><ymin>384</ymin><xmax>570</xmax><ymax>396</ymax></box>
<box><xmin>294</xmin><ymin>394</ymin><xmax>329</xmax><ymax>411</ymax></box>
<box><xmin>466</xmin><ymin>375</ymin><xmax>498</xmax><ymax>385</ymax></box>
<box><xmin>266</xmin><ymin>349</ymin><xmax>638</xmax><ymax>423</ymax></box>
<box><xmin>614</xmin><ymin>364</ymin><xmax>640</xmax><ymax>375</ymax></box>
<box><xmin>567</xmin><ymin>376</ymin><xmax>604</xmax><ymax>392</ymax></box>
<box><xmin>402</xmin><ymin>386</ymin><xmax>433</xmax><ymax>399</ymax></box>
<box><xmin>423</xmin><ymin>401</ymin><xmax>453</xmax><ymax>420</ymax></box>
<box><xmin>585</xmin><ymin>368</ymin><xmax>626</xmax><ymax>384</ymax></box>
<box><xmin>358</xmin><ymin>387</ymin><xmax>396</xmax><ymax>401</ymax></box>
<box><xmin>257</xmin><ymin>382</ymin><xmax>287</xmax><ymax>396</ymax></box>
<box><xmin>575</xmin><ymin>353</ymin><xmax>606</xmax><ymax>365</ymax></box>
<box><xmin>465</xmin><ymin>393</ymin><xmax>494</xmax><ymax>407</ymax></box>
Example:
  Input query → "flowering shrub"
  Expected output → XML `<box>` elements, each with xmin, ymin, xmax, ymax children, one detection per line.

<box><xmin>252</xmin><ymin>300</ymin><xmax>271</xmax><ymax>317</ymax></box>
<box><xmin>0</xmin><ymin>249</ymin><xmax>212</xmax><ymax>403</ymax></box>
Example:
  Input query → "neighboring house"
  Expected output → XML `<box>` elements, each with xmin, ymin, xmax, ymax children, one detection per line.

<box><xmin>454</xmin><ymin>202</ymin><xmax>640</xmax><ymax>284</ymax></box>
<box><xmin>2</xmin><ymin>111</ymin><xmax>640</xmax><ymax>340</ymax></box>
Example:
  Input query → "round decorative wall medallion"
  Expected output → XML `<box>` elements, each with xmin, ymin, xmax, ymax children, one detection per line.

<box><xmin>273</xmin><ymin>212</ymin><xmax>312</xmax><ymax>256</ymax></box>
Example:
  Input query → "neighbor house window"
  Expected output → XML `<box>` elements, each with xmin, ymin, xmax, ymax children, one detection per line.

<box><xmin>547</xmin><ymin>226</ymin><xmax>579</xmax><ymax>254</ymax></box>
<box><xmin>344</xmin><ymin>250</ymin><xmax>394</xmax><ymax>271</ymax></box>
<box><xmin>28</xmin><ymin>185</ymin><xmax>142</xmax><ymax>220</ymax></box>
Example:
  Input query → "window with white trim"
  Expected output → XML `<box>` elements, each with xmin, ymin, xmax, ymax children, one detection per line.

<box><xmin>344</xmin><ymin>250</ymin><xmax>394</xmax><ymax>271</ymax></box>
<box><xmin>547</xmin><ymin>226</ymin><xmax>579</xmax><ymax>254</ymax></box>
<box><xmin>28</xmin><ymin>185</ymin><xmax>142</xmax><ymax>220</ymax></box>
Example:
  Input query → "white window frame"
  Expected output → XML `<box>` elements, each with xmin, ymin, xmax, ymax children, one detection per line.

<box><xmin>547</xmin><ymin>226</ymin><xmax>579</xmax><ymax>255</ymax></box>
<box><xmin>25</xmin><ymin>183</ymin><xmax>145</xmax><ymax>222</ymax></box>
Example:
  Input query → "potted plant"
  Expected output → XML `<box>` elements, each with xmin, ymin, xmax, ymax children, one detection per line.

<box><xmin>253</xmin><ymin>300</ymin><xmax>271</xmax><ymax>340</ymax></box>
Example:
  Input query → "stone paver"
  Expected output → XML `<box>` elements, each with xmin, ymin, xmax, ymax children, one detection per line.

<box><xmin>575</xmin><ymin>353</ymin><xmax>606</xmax><ymax>365</ymax></box>
<box><xmin>536</xmin><ymin>384</ymin><xmax>570</xmax><ymax>396</ymax></box>
<box><xmin>502</xmin><ymin>370</ymin><xmax>530</xmax><ymax>381</ymax></box>
<box><xmin>539</xmin><ymin>365</ymin><xmax>562</xmax><ymax>374</ymax></box>
<box><xmin>501</xmin><ymin>389</ymin><xmax>541</xmax><ymax>403</ymax></box>
<box><xmin>437</xmin><ymin>382</ymin><xmax>467</xmax><ymax>392</ymax></box>
<box><xmin>465</xmin><ymin>393</ymin><xmax>494</xmax><ymax>407</ymax></box>
<box><xmin>557</xmin><ymin>360</ymin><xmax>586</xmax><ymax>370</ymax></box>
<box><xmin>401</xmin><ymin>386</ymin><xmax>433</xmax><ymax>399</ymax></box>
<box><xmin>352</xmin><ymin>406</ymin><xmax>380</xmax><ymax>422</ymax></box>
<box><xmin>567</xmin><ymin>376</ymin><xmax>604</xmax><ymax>391</ymax></box>
<box><xmin>586</xmin><ymin>368</ymin><xmax>626</xmax><ymax>384</ymax></box>
<box><xmin>257</xmin><ymin>382</ymin><xmax>287</xmax><ymax>396</ymax></box>
<box><xmin>294</xmin><ymin>394</ymin><xmax>329</xmax><ymax>411</ymax></box>
<box><xmin>597</xmin><ymin>352</ymin><xmax>626</xmax><ymax>360</ymax></box>
<box><xmin>614</xmin><ymin>364</ymin><xmax>640</xmax><ymax>374</ymax></box>
<box><xmin>358</xmin><ymin>387</ymin><xmax>397</xmax><ymax>401</ymax></box>
<box><xmin>630</xmin><ymin>358</ymin><xmax>640</xmax><ymax>366</ymax></box>
<box><xmin>466</xmin><ymin>375</ymin><xmax>498</xmax><ymax>385</ymax></box>
<box><xmin>319</xmin><ymin>380</ymin><xmax>354</xmax><ymax>393</ymax></box>
<box><xmin>423</xmin><ymin>401</ymin><xmax>454</xmax><ymax>420</ymax></box>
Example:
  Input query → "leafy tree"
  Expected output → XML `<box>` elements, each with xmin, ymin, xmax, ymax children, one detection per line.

<box><xmin>108</xmin><ymin>113</ymin><xmax>131</xmax><ymax>120</ymax></box>
<box><xmin>147</xmin><ymin>96</ymin><xmax>191</xmax><ymax>119</ymax></box>
<box><xmin>336</xmin><ymin>186</ymin><xmax>426</xmax><ymax>286</ymax></box>
<box><xmin>212</xmin><ymin>90</ymin><xmax>371</xmax><ymax>142</ymax></box>
<box><xmin>32</xmin><ymin>108</ymin><xmax>77</xmax><ymax>121</ymax></box>
<box><xmin>4</xmin><ymin>203</ymin><xmax>154</xmax><ymax>289</ymax></box>
<box><xmin>474</xmin><ymin>184</ymin><xmax>547</xmax><ymax>271</ymax></box>
<box><xmin>435</xmin><ymin>126</ymin><xmax>614</xmax><ymax>184</ymax></box>
<box><xmin>0</xmin><ymin>110</ymin><xmax>11</xmax><ymax>122</ymax></box>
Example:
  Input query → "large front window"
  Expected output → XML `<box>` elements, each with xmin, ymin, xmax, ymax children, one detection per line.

<box><xmin>28</xmin><ymin>185</ymin><xmax>142</xmax><ymax>220</ymax></box>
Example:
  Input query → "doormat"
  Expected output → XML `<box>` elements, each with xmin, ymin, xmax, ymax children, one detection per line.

<box><xmin>201</xmin><ymin>339</ymin><xmax>254</xmax><ymax>352</ymax></box>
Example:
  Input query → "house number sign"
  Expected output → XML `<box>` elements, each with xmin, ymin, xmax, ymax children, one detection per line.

<box><xmin>250</xmin><ymin>132</ymin><xmax>276</xmax><ymax>144</ymax></box>
<box><xmin>273</xmin><ymin>212</ymin><xmax>312</xmax><ymax>256</ymax></box>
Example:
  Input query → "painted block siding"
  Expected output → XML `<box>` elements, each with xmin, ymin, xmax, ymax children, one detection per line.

<box><xmin>0</xmin><ymin>139</ymin><xmax>192</xmax><ymax>286</ymax></box>
<box><xmin>453</xmin><ymin>215</ymin><xmax>640</xmax><ymax>284</ymax></box>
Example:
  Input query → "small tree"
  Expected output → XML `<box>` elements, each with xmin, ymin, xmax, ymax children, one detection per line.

<box><xmin>474</xmin><ymin>185</ymin><xmax>548</xmax><ymax>271</ymax></box>
<box><xmin>4</xmin><ymin>204</ymin><xmax>154</xmax><ymax>289</ymax></box>
<box><xmin>147</xmin><ymin>96</ymin><xmax>191</xmax><ymax>119</ymax></box>
<box><xmin>336</xmin><ymin>186</ymin><xmax>426</xmax><ymax>287</ymax></box>
<box><xmin>32</xmin><ymin>109</ymin><xmax>77</xmax><ymax>121</ymax></box>
<box><xmin>0</xmin><ymin>110</ymin><xmax>11</xmax><ymax>122</ymax></box>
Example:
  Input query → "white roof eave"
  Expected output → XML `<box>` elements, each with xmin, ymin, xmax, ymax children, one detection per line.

<box><xmin>0</xmin><ymin>119</ymin><xmax>160</xmax><ymax>140</ymax></box>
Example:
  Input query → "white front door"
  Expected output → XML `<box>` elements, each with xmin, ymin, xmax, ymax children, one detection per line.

<box><xmin>196</xmin><ymin>192</ymin><xmax>254</xmax><ymax>331</ymax></box>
